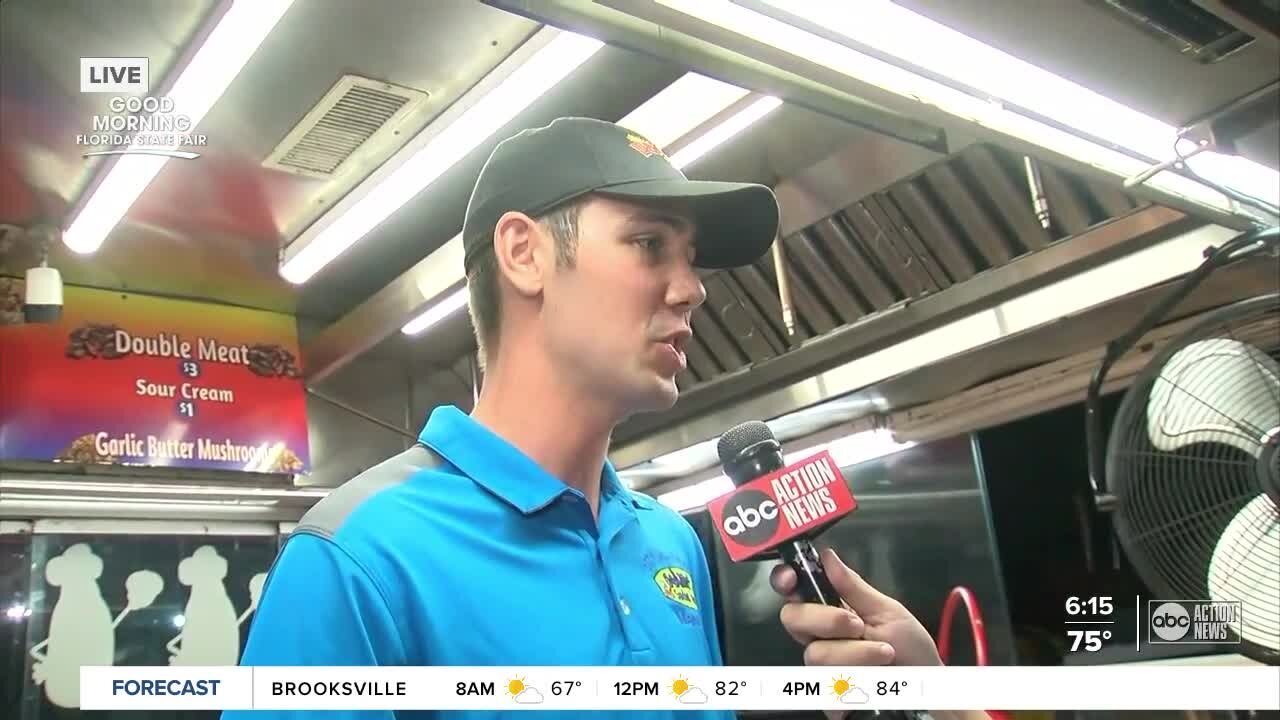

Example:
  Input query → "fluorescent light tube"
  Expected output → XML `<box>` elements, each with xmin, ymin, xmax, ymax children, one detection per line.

<box><xmin>649</xmin><ymin>430</ymin><xmax>913</xmax><ymax>512</ymax></box>
<box><xmin>280</xmin><ymin>30</ymin><xmax>605</xmax><ymax>285</ymax></box>
<box><xmin>759</xmin><ymin>0</ymin><xmax>1172</xmax><ymax>158</ymax></box>
<box><xmin>656</xmin><ymin>0</ymin><xmax>1277</xmax><ymax>214</ymax></box>
<box><xmin>761</xmin><ymin>0</ymin><xmax>1278</xmax><ymax>205</ymax></box>
<box><xmin>656</xmin><ymin>475</ymin><xmax>734</xmax><ymax>512</ymax></box>
<box><xmin>62</xmin><ymin>0</ymin><xmax>295</xmax><ymax>254</ymax></box>
<box><xmin>617</xmin><ymin>72</ymin><xmax>752</xmax><ymax>148</ymax></box>
<box><xmin>646</xmin><ymin>437</ymin><xmax>719</xmax><ymax>471</ymax></box>
<box><xmin>669</xmin><ymin>95</ymin><xmax>782</xmax><ymax>169</ymax></box>
<box><xmin>0</xmin><ymin>479</ymin><xmax>327</xmax><ymax>498</ymax></box>
<box><xmin>0</xmin><ymin>498</ymin><xmax>284</xmax><ymax>514</ymax></box>
<box><xmin>2</xmin><ymin>493</ymin><xmax>278</xmax><ymax>507</ymax></box>
<box><xmin>786</xmin><ymin>430</ymin><xmax>915</xmax><ymax>468</ymax></box>
<box><xmin>401</xmin><ymin>286</ymin><xmax>470</xmax><ymax>335</ymax></box>
<box><xmin>1185</xmin><ymin>151</ymin><xmax>1280</xmax><ymax>210</ymax></box>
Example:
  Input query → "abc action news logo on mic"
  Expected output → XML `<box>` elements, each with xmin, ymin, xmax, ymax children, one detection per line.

<box><xmin>707</xmin><ymin>450</ymin><xmax>857</xmax><ymax>561</ymax></box>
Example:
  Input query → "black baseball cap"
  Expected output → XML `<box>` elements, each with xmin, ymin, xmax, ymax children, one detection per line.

<box><xmin>462</xmin><ymin>116</ymin><xmax>780</xmax><ymax>272</ymax></box>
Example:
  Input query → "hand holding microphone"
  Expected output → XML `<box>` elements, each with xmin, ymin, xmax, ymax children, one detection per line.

<box><xmin>769</xmin><ymin>547</ymin><xmax>942</xmax><ymax>668</ymax></box>
<box><xmin>711</xmin><ymin>421</ymin><xmax>977</xmax><ymax>720</ymax></box>
<box><xmin>773</xmin><ymin>552</ymin><xmax>992</xmax><ymax>720</ymax></box>
<box><xmin>708</xmin><ymin>421</ymin><xmax>944</xmax><ymax>664</ymax></box>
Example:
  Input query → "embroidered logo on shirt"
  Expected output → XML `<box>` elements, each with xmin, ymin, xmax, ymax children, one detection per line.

<box><xmin>654</xmin><ymin>566</ymin><xmax>697</xmax><ymax>610</ymax></box>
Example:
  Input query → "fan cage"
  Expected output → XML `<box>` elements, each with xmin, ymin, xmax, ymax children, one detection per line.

<box><xmin>1107</xmin><ymin>293</ymin><xmax>1280</xmax><ymax>662</ymax></box>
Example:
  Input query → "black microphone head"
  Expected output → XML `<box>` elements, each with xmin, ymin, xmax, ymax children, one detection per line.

<box><xmin>718</xmin><ymin>421</ymin><xmax>786</xmax><ymax>487</ymax></box>
<box><xmin>717</xmin><ymin>420</ymin><xmax>774</xmax><ymax>465</ymax></box>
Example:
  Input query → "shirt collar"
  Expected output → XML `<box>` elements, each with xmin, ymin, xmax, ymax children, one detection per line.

<box><xmin>419</xmin><ymin>405</ymin><xmax>643</xmax><ymax>516</ymax></box>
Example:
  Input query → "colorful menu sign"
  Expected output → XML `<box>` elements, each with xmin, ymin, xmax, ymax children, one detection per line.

<box><xmin>0</xmin><ymin>282</ymin><xmax>310</xmax><ymax>474</ymax></box>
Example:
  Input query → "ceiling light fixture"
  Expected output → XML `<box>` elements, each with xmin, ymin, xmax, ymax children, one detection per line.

<box><xmin>656</xmin><ymin>475</ymin><xmax>735</xmax><ymax>512</ymax></box>
<box><xmin>654</xmin><ymin>0</ymin><xmax>1278</xmax><ymax>216</ymax></box>
<box><xmin>62</xmin><ymin>0</ymin><xmax>296</xmax><ymax>254</ymax></box>
<box><xmin>616</xmin><ymin>72</ymin><xmax>752</xmax><ymax>148</ymax></box>
<box><xmin>669</xmin><ymin>95</ymin><xmax>782</xmax><ymax>169</ymax></box>
<box><xmin>0</xmin><ymin>478</ymin><xmax>328</xmax><ymax>499</ymax></box>
<box><xmin>401</xmin><ymin>284</ymin><xmax>470</xmax><ymax>336</ymax></box>
<box><xmin>652</xmin><ymin>428</ymin><xmax>915</xmax><ymax>512</ymax></box>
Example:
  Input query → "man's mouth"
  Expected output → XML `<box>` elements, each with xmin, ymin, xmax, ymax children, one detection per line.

<box><xmin>655</xmin><ymin>328</ymin><xmax>692</xmax><ymax>371</ymax></box>
<box><xmin>657</xmin><ymin>328</ymin><xmax>692</xmax><ymax>354</ymax></box>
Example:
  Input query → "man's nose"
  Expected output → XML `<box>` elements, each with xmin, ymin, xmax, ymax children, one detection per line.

<box><xmin>667</xmin><ymin>263</ymin><xmax>707</xmax><ymax>310</ymax></box>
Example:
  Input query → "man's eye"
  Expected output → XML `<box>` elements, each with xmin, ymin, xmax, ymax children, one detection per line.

<box><xmin>633</xmin><ymin>235</ymin><xmax>663</xmax><ymax>253</ymax></box>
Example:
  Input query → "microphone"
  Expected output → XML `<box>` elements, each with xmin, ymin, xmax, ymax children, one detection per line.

<box><xmin>710</xmin><ymin>423</ymin><xmax>920</xmax><ymax>720</ymax></box>
<box><xmin>708</xmin><ymin>421</ymin><xmax>858</xmax><ymax>606</ymax></box>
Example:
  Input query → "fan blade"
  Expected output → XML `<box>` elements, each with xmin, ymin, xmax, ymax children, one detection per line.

<box><xmin>1208</xmin><ymin>494</ymin><xmax>1280</xmax><ymax>652</ymax></box>
<box><xmin>1147</xmin><ymin>338</ymin><xmax>1280</xmax><ymax>457</ymax></box>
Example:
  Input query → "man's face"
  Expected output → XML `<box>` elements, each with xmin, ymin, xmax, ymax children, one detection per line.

<box><xmin>541</xmin><ymin>194</ymin><xmax>707</xmax><ymax>418</ymax></box>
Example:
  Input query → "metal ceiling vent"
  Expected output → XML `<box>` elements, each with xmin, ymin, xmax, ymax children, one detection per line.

<box><xmin>1101</xmin><ymin>0</ymin><xmax>1273</xmax><ymax>63</ymax></box>
<box><xmin>264</xmin><ymin>75</ymin><xmax>428</xmax><ymax>179</ymax></box>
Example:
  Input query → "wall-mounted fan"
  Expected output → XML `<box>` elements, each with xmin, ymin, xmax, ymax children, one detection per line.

<box><xmin>1087</xmin><ymin>225</ymin><xmax>1279</xmax><ymax>664</ymax></box>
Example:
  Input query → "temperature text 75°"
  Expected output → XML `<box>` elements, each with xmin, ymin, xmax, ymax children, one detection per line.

<box><xmin>1068</xmin><ymin>629</ymin><xmax>1112</xmax><ymax>651</ymax></box>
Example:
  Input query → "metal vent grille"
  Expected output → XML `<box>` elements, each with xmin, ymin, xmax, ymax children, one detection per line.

<box><xmin>1101</xmin><ymin>0</ymin><xmax>1260</xmax><ymax>63</ymax></box>
<box><xmin>677</xmin><ymin>144</ymin><xmax>1144</xmax><ymax>388</ymax></box>
<box><xmin>264</xmin><ymin>76</ymin><xmax>427</xmax><ymax>178</ymax></box>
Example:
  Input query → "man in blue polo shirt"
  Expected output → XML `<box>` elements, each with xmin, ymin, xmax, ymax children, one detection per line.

<box><xmin>230</xmin><ymin>116</ymin><xmax>986</xmax><ymax>720</ymax></box>
<box><xmin>226</xmin><ymin>117</ymin><xmax>779</xmax><ymax>719</ymax></box>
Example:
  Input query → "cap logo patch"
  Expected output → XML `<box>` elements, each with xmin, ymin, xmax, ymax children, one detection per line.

<box><xmin>627</xmin><ymin>133</ymin><xmax>665</xmax><ymax>159</ymax></box>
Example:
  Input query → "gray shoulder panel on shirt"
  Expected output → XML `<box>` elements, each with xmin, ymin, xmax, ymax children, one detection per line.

<box><xmin>292</xmin><ymin>443</ymin><xmax>445</xmax><ymax>540</ymax></box>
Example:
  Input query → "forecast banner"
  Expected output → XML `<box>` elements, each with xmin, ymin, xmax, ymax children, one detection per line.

<box><xmin>81</xmin><ymin>665</ymin><xmax>1278</xmax><ymax>711</ymax></box>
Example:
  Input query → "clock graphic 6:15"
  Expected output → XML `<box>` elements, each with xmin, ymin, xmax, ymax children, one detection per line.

<box><xmin>1065</xmin><ymin>596</ymin><xmax>1113</xmax><ymax>616</ymax></box>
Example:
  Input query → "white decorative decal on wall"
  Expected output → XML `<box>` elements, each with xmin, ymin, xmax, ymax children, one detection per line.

<box><xmin>167</xmin><ymin>545</ymin><xmax>267</xmax><ymax>666</ymax></box>
<box><xmin>28</xmin><ymin>543</ymin><xmax>163</xmax><ymax>708</ymax></box>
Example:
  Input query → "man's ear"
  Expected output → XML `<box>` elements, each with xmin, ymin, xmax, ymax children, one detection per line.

<box><xmin>492</xmin><ymin>211</ymin><xmax>548</xmax><ymax>298</ymax></box>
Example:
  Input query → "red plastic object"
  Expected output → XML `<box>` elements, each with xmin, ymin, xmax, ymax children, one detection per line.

<box><xmin>937</xmin><ymin>586</ymin><xmax>1011</xmax><ymax>720</ymax></box>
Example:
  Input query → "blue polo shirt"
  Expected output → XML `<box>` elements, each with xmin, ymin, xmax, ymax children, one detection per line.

<box><xmin>225</xmin><ymin>405</ymin><xmax>731</xmax><ymax>719</ymax></box>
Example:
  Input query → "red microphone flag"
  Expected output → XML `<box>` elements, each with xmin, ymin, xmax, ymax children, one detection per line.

<box><xmin>706</xmin><ymin>450</ymin><xmax>858</xmax><ymax>561</ymax></box>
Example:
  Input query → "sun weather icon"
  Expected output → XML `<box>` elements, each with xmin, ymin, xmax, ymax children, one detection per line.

<box><xmin>832</xmin><ymin>675</ymin><xmax>868</xmax><ymax>704</ymax></box>
<box><xmin>506</xmin><ymin>676</ymin><xmax>544</xmax><ymax>704</ymax></box>
<box><xmin>670</xmin><ymin>675</ymin><xmax>707</xmax><ymax>704</ymax></box>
